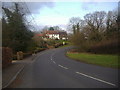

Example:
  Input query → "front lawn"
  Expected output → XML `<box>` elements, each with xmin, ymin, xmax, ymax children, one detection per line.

<box><xmin>67</xmin><ymin>52</ymin><xmax>119</xmax><ymax>68</ymax></box>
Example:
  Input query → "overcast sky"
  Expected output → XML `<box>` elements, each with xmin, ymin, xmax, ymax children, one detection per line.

<box><xmin>25</xmin><ymin>1</ymin><xmax>118</xmax><ymax>31</ymax></box>
<box><xmin>2</xmin><ymin>1</ymin><xmax>118</xmax><ymax>31</ymax></box>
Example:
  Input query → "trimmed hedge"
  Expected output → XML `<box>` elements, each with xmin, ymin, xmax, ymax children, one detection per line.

<box><xmin>2</xmin><ymin>47</ymin><xmax>13</xmax><ymax>68</ymax></box>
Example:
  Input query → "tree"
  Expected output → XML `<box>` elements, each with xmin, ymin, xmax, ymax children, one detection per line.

<box><xmin>68</xmin><ymin>17</ymin><xmax>81</xmax><ymax>34</ymax></box>
<box><xmin>2</xmin><ymin>17</ymin><xmax>11</xmax><ymax>47</ymax></box>
<box><xmin>42</xmin><ymin>26</ymin><xmax>49</xmax><ymax>31</ymax></box>
<box><xmin>32</xmin><ymin>35</ymin><xmax>46</xmax><ymax>48</ymax></box>
<box><xmin>105</xmin><ymin>11</ymin><xmax>118</xmax><ymax>39</ymax></box>
<box><xmin>49</xmin><ymin>27</ymin><xmax>54</xmax><ymax>31</ymax></box>
<box><xmin>93</xmin><ymin>11</ymin><xmax>106</xmax><ymax>31</ymax></box>
<box><xmin>2</xmin><ymin>3</ymin><xmax>33</xmax><ymax>53</ymax></box>
<box><xmin>84</xmin><ymin>11</ymin><xmax>106</xmax><ymax>42</ymax></box>
<box><xmin>68</xmin><ymin>9</ymin><xmax>119</xmax><ymax>53</ymax></box>
<box><xmin>53</xmin><ymin>26</ymin><xmax>61</xmax><ymax>30</ymax></box>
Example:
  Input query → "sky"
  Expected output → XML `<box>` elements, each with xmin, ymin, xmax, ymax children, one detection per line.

<box><xmin>25</xmin><ymin>1</ymin><xmax>118</xmax><ymax>31</ymax></box>
<box><xmin>2</xmin><ymin>1</ymin><xmax>119</xmax><ymax>31</ymax></box>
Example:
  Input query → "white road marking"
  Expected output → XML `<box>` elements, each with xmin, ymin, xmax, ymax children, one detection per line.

<box><xmin>50</xmin><ymin>53</ymin><xmax>55</xmax><ymax>59</ymax></box>
<box><xmin>58</xmin><ymin>64</ymin><xmax>68</xmax><ymax>70</ymax></box>
<box><xmin>38</xmin><ymin>49</ymin><xmax>117</xmax><ymax>87</ymax></box>
<box><xmin>3</xmin><ymin>65</ymin><xmax>25</xmax><ymax>88</ymax></box>
<box><xmin>75</xmin><ymin>72</ymin><xmax>116</xmax><ymax>86</ymax></box>
<box><xmin>53</xmin><ymin>61</ymin><xmax>56</xmax><ymax>64</ymax></box>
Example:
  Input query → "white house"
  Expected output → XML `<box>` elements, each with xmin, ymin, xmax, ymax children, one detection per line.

<box><xmin>46</xmin><ymin>33</ymin><xmax>60</xmax><ymax>39</ymax></box>
<box><xmin>36</xmin><ymin>30</ymin><xmax>68</xmax><ymax>40</ymax></box>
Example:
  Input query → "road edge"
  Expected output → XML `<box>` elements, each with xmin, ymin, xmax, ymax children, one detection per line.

<box><xmin>2</xmin><ymin>65</ymin><xmax>25</xmax><ymax>88</ymax></box>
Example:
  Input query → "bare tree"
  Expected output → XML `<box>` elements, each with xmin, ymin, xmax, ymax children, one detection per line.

<box><xmin>84</xmin><ymin>11</ymin><xmax>106</xmax><ymax>42</ymax></box>
<box><xmin>93</xmin><ymin>11</ymin><xmax>106</xmax><ymax>31</ymax></box>
<box><xmin>68</xmin><ymin>17</ymin><xmax>84</xmax><ymax>34</ymax></box>
<box><xmin>105</xmin><ymin>10</ymin><xmax>118</xmax><ymax>38</ymax></box>
<box><xmin>84</xmin><ymin>11</ymin><xmax>106</xmax><ymax>32</ymax></box>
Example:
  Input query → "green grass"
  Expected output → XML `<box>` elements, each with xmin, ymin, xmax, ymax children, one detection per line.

<box><xmin>67</xmin><ymin>52</ymin><xmax>119</xmax><ymax>68</ymax></box>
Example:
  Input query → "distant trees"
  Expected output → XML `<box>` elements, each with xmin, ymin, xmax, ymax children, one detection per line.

<box><xmin>68</xmin><ymin>17</ymin><xmax>81</xmax><ymax>34</ymax></box>
<box><xmin>49</xmin><ymin>27</ymin><xmax>54</xmax><ymax>31</ymax></box>
<box><xmin>68</xmin><ymin>10</ymin><xmax>119</xmax><ymax>54</ymax></box>
<box><xmin>42</xmin><ymin>26</ymin><xmax>61</xmax><ymax>31</ymax></box>
<box><xmin>53</xmin><ymin>26</ymin><xmax>61</xmax><ymax>31</ymax></box>
<box><xmin>105</xmin><ymin>11</ymin><xmax>118</xmax><ymax>39</ymax></box>
<box><xmin>84</xmin><ymin>11</ymin><xmax>106</xmax><ymax>42</ymax></box>
<box><xmin>48</xmin><ymin>26</ymin><xmax>61</xmax><ymax>31</ymax></box>
<box><xmin>42</xmin><ymin>26</ymin><xmax>49</xmax><ymax>31</ymax></box>
<box><xmin>2</xmin><ymin>3</ymin><xmax>33</xmax><ymax>53</ymax></box>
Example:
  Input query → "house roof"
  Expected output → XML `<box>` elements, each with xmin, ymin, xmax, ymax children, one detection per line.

<box><xmin>59</xmin><ymin>32</ymin><xmax>67</xmax><ymax>35</ymax></box>
<box><xmin>36</xmin><ymin>34</ymin><xmax>44</xmax><ymax>37</ymax></box>
<box><xmin>44</xmin><ymin>30</ymin><xmax>59</xmax><ymax>34</ymax></box>
<box><xmin>35</xmin><ymin>30</ymin><xmax>67</xmax><ymax>37</ymax></box>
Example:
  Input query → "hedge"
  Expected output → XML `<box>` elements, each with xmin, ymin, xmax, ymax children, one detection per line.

<box><xmin>2</xmin><ymin>47</ymin><xmax>13</xmax><ymax>68</ymax></box>
<box><xmin>89</xmin><ymin>39</ymin><xmax>119</xmax><ymax>54</ymax></box>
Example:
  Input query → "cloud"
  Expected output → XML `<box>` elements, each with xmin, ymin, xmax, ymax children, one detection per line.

<box><xmin>81</xmin><ymin>2</ymin><xmax>98</xmax><ymax>11</ymax></box>
<box><xmin>26</xmin><ymin>2</ymin><xmax>54</xmax><ymax>14</ymax></box>
<box><xmin>2</xmin><ymin>2</ymin><xmax>54</xmax><ymax>14</ymax></box>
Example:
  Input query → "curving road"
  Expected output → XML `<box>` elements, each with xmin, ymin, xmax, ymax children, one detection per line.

<box><xmin>8</xmin><ymin>47</ymin><xmax>119</xmax><ymax>88</ymax></box>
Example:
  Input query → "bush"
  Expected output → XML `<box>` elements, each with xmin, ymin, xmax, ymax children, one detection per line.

<box><xmin>89</xmin><ymin>39</ymin><xmax>119</xmax><ymax>54</ymax></box>
<box><xmin>54</xmin><ymin>43</ymin><xmax>63</xmax><ymax>48</ymax></box>
<box><xmin>2</xmin><ymin>47</ymin><xmax>13</xmax><ymax>68</ymax></box>
<box><xmin>46</xmin><ymin>40</ymin><xmax>56</xmax><ymax>46</ymax></box>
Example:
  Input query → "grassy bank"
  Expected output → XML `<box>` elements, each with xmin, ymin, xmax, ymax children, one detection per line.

<box><xmin>67</xmin><ymin>52</ymin><xmax>119</xmax><ymax>68</ymax></box>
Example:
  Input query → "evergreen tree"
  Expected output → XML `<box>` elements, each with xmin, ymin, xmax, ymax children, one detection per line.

<box><xmin>2</xmin><ymin>3</ymin><xmax>33</xmax><ymax>53</ymax></box>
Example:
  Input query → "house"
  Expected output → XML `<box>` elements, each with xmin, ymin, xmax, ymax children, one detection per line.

<box><xmin>35</xmin><ymin>30</ymin><xmax>68</xmax><ymax>40</ymax></box>
<box><xmin>45</xmin><ymin>30</ymin><xmax>60</xmax><ymax>39</ymax></box>
<box><xmin>59</xmin><ymin>31</ymin><xmax>68</xmax><ymax>40</ymax></box>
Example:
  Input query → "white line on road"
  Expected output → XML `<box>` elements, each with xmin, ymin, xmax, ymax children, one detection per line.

<box><xmin>75</xmin><ymin>72</ymin><xmax>116</xmax><ymax>86</ymax></box>
<box><xmin>3</xmin><ymin>65</ymin><xmax>25</xmax><ymax>88</ymax></box>
<box><xmin>53</xmin><ymin>61</ymin><xmax>56</xmax><ymax>64</ymax></box>
<box><xmin>50</xmin><ymin>52</ymin><xmax>55</xmax><ymax>60</ymax></box>
<box><xmin>58</xmin><ymin>64</ymin><xmax>68</xmax><ymax>70</ymax></box>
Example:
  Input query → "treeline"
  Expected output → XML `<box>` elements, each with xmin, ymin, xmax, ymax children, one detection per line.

<box><xmin>2</xmin><ymin>3</ymin><xmax>35</xmax><ymax>54</ymax></box>
<box><xmin>68</xmin><ymin>10</ymin><xmax>120</xmax><ymax>54</ymax></box>
<box><xmin>2</xmin><ymin>2</ymin><xmax>67</xmax><ymax>55</ymax></box>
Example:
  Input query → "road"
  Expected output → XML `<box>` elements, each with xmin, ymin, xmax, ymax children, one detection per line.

<box><xmin>8</xmin><ymin>46</ymin><xmax>119</xmax><ymax>88</ymax></box>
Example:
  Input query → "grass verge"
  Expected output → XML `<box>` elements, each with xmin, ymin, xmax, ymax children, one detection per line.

<box><xmin>66</xmin><ymin>52</ymin><xmax>120</xmax><ymax>68</ymax></box>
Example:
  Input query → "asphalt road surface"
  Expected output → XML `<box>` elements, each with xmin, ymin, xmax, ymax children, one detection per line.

<box><xmin>8</xmin><ymin>47</ymin><xmax>119</xmax><ymax>88</ymax></box>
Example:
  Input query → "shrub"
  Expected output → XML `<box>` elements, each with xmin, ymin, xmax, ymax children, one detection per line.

<box><xmin>54</xmin><ymin>42</ymin><xmax>63</xmax><ymax>48</ymax></box>
<box><xmin>89</xmin><ymin>39</ymin><xmax>119</xmax><ymax>54</ymax></box>
<box><xmin>46</xmin><ymin>40</ymin><xmax>56</xmax><ymax>46</ymax></box>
